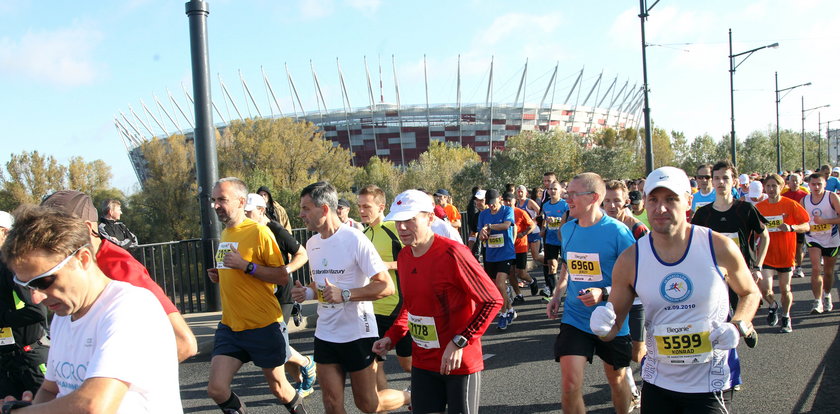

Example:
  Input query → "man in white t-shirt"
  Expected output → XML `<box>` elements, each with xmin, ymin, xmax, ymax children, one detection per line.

<box><xmin>0</xmin><ymin>205</ymin><xmax>181</xmax><ymax>413</ymax></box>
<box><xmin>291</xmin><ymin>182</ymin><xmax>410</xmax><ymax>413</ymax></box>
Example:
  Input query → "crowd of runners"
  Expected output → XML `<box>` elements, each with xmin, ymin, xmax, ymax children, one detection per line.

<box><xmin>2</xmin><ymin>160</ymin><xmax>839</xmax><ymax>413</ymax></box>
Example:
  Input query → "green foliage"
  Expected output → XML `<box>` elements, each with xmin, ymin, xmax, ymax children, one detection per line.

<box><xmin>486</xmin><ymin>130</ymin><xmax>582</xmax><ymax>192</ymax></box>
<box><xmin>401</xmin><ymin>141</ymin><xmax>481</xmax><ymax>200</ymax></box>
<box><xmin>354</xmin><ymin>156</ymin><xmax>404</xmax><ymax>201</ymax></box>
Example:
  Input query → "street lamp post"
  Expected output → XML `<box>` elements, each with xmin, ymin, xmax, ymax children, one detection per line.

<box><xmin>819</xmin><ymin>117</ymin><xmax>840</xmax><ymax>166</ymax></box>
<box><xmin>729</xmin><ymin>29</ymin><xmax>779</xmax><ymax>166</ymax></box>
<box><xmin>775</xmin><ymin>72</ymin><xmax>811</xmax><ymax>172</ymax></box>
<box><xmin>801</xmin><ymin>97</ymin><xmax>831</xmax><ymax>171</ymax></box>
<box><xmin>638</xmin><ymin>0</ymin><xmax>659</xmax><ymax>174</ymax></box>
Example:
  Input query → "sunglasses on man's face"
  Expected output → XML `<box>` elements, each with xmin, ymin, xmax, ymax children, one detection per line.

<box><xmin>13</xmin><ymin>245</ymin><xmax>88</xmax><ymax>291</ymax></box>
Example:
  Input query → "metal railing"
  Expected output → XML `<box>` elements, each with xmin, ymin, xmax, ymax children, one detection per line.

<box><xmin>129</xmin><ymin>217</ymin><xmax>470</xmax><ymax>314</ymax></box>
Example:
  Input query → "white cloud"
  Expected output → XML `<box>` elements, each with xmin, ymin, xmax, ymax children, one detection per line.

<box><xmin>0</xmin><ymin>24</ymin><xmax>102</xmax><ymax>87</ymax></box>
<box><xmin>346</xmin><ymin>0</ymin><xmax>381</xmax><ymax>14</ymax></box>
<box><xmin>299</xmin><ymin>0</ymin><xmax>334</xmax><ymax>19</ymax></box>
<box><xmin>475</xmin><ymin>12</ymin><xmax>563</xmax><ymax>46</ymax></box>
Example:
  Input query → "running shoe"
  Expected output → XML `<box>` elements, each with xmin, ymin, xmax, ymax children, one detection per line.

<box><xmin>541</xmin><ymin>286</ymin><xmax>552</xmax><ymax>298</ymax></box>
<box><xmin>766</xmin><ymin>305</ymin><xmax>779</xmax><ymax>327</ymax></box>
<box><xmin>779</xmin><ymin>317</ymin><xmax>792</xmax><ymax>333</ymax></box>
<box><xmin>824</xmin><ymin>294</ymin><xmax>834</xmax><ymax>312</ymax></box>
<box><xmin>297</xmin><ymin>385</ymin><xmax>314</xmax><ymax>398</ymax></box>
<box><xmin>497</xmin><ymin>313</ymin><xmax>508</xmax><ymax>330</ymax></box>
<box><xmin>529</xmin><ymin>279</ymin><xmax>540</xmax><ymax>296</ymax></box>
<box><xmin>629</xmin><ymin>390</ymin><xmax>641</xmax><ymax>411</ymax></box>
<box><xmin>811</xmin><ymin>299</ymin><xmax>824</xmax><ymax>315</ymax></box>
<box><xmin>512</xmin><ymin>295</ymin><xmax>525</xmax><ymax>306</ymax></box>
<box><xmin>733</xmin><ymin>384</ymin><xmax>742</xmax><ymax>391</ymax></box>
<box><xmin>507</xmin><ymin>308</ymin><xmax>518</xmax><ymax>323</ymax></box>
<box><xmin>794</xmin><ymin>267</ymin><xmax>805</xmax><ymax>278</ymax></box>
<box><xmin>300</xmin><ymin>356</ymin><xmax>317</xmax><ymax>392</ymax></box>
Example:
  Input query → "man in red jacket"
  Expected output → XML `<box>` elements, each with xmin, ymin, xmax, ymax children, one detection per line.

<box><xmin>372</xmin><ymin>190</ymin><xmax>502</xmax><ymax>414</ymax></box>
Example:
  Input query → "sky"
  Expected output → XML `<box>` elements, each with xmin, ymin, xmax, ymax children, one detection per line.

<box><xmin>1</xmin><ymin>0</ymin><xmax>838</xmax><ymax>193</ymax></box>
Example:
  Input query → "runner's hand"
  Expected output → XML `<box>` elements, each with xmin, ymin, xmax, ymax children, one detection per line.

<box><xmin>322</xmin><ymin>279</ymin><xmax>342</xmax><ymax>303</ymax></box>
<box><xmin>546</xmin><ymin>296</ymin><xmax>561</xmax><ymax>319</ymax></box>
<box><xmin>440</xmin><ymin>341</ymin><xmax>463</xmax><ymax>375</ymax></box>
<box><xmin>590</xmin><ymin>302</ymin><xmax>616</xmax><ymax>337</ymax></box>
<box><xmin>207</xmin><ymin>268</ymin><xmax>219</xmax><ymax>283</ymax></box>
<box><xmin>372</xmin><ymin>337</ymin><xmax>392</xmax><ymax>357</ymax></box>
<box><xmin>709</xmin><ymin>320</ymin><xmax>740</xmax><ymax>350</ymax></box>
<box><xmin>223</xmin><ymin>245</ymin><xmax>248</xmax><ymax>270</ymax></box>
<box><xmin>291</xmin><ymin>280</ymin><xmax>307</xmax><ymax>302</ymax></box>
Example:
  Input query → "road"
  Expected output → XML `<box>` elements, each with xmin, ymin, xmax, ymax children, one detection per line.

<box><xmin>178</xmin><ymin>272</ymin><xmax>840</xmax><ymax>413</ymax></box>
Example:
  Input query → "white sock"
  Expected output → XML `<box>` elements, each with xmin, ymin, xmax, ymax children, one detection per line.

<box><xmin>825</xmin><ymin>292</ymin><xmax>832</xmax><ymax>299</ymax></box>
<box><xmin>625</xmin><ymin>366</ymin><xmax>637</xmax><ymax>395</ymax></box>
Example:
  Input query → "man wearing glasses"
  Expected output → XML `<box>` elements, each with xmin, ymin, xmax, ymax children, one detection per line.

<box><xmin>690</xmin><ymin>164</ymin><xmax>715</xmax><ymax>221</ymax></box>
<box><xmin>0</xmin><ymin>211</ymin><xmax>49</xmax><ymax>401</ymax></box>
<box><xmin>1</xmin><ymin>206</ymin><xmax>181</xmax><ymax>412</ymax></box>
<box><xmin>545</xmin><ymin>173</ymin><xmax>636</xmax><ymax>414</ymax></box>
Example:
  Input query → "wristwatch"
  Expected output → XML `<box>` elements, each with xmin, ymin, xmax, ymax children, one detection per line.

<box><xmin>341</xmin><ymin>289</ymin><xmax>352</xmax><ymax>302</ymax></box>
<box><xmin>731</xmin><ymin>320</ymin><xmax>751</xmax><ymax>337</ymax></box>
<box><xmin>452</xmin><ymin>334</ymin><xmax>469</xmax><ymax>348</ymax></box>
<box><xmin>245</xmin><ymin>262</ymin><xmax>256</xmax><ymax>274</ymax></box>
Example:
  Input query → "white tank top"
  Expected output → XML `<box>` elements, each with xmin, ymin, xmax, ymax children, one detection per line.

<box><xmin>803</xmin><ymin>192</ymin><xmax>840</xmax><ymax>247</ymax></box>
<box><xmin>518</xmin><ymin>198</ymin><xmax>540</xmax><ymax>234</ymax></box>
<box><xmin>635</xmin><ymin>225</ymin><xmax>740</xmax><ymax>393</ymax></box>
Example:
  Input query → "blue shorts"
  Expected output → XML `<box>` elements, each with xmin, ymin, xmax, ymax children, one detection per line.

<box><xmin>212</xmin><ymin>322</ymin><xmax>291</xmax><ymax>368</ymax></box>
<box><xmin>527</xmin><ymin>233</ymin><xmax>541</xmax><ymax>243</ymax></box>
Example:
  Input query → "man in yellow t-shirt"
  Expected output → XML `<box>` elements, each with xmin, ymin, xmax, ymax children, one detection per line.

<box><xmin>357</xmin><ymin>185</ymin><xmax>412</xmax><ymax>390</ymax></box>
<box><xmin>206</xmin><ymin>177</ymin><xmax>308</xmax><ymax>414</ymax></box>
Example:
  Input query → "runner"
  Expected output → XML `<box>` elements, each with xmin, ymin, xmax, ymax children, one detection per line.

<box><xmin>690</xmin><ymin>164</ymin><xmax>715</xmax><ymax>220</ymax></box>
<box><xmin>591</xmin><ymin>166</ymin><xmax>761</xmax><ymax>414</ymax></box>
<box><xmin>754</xmin><ymin>174</ymin><xmax>810</xmax><ymax>332</ymax></box>
<box><xmin>371</xmin><ymin>189</ymin><xmax>502</xmax><ymax>414</ymax></box>
<box><xmin>782</xmin><ymin>173</ymin><xmax>809</xmax><ymax>278</ymax></box>
<box><xmin>477</xmin><ymin>189</ymin><xmax>518</xmax><ymax>330</ymax></box>
<box><xmin>546</xmin><ymin>173</ymin><xmax>635</xmax><ymax>414</ymax></box>
<box><xmin>291</xmin><ymin>181</ymin><xmax>409</xmax><ymax>413</ymax></box>
<box><xmin>356</xmin><ymin>185</ymin><xmax>413</xmax><ymax>391</ymax></box>
<box><xmin>628</xmin><ymin>190</ymin><xmax>650</xmax><ymax>229</ymax></box>
<box><xmin>541</xmin><ymin>181</ymin><xmax>570</xmax><ymax>298</ymax></box>
<box><xmin>502</xmin><ymin>191</ymin><xmax>539</xmax><ymax>303</ymax></box>
<box><xmin>516</xmin><ymin>184</ymin><xmax>544</xmax><ymax>294</ymax></box>
<box><xmin>692</xmin><ymin>160</ymin><xmax>768</xmax><ymax>318</ymax></box>
<box><xmin>800</xmin><ymin>173</ymin><xmax>840</xmax><ymax>314</ymax></box>
<box><xmin>602</xmin><ymin>180</ymin><xmax>649</xmax><ymax>410</ymax></box>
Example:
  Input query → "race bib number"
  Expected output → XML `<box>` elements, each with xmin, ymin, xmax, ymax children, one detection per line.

<box><xmin>215</xmin><ymin>242</ymin><xmax>239</xmax><ymax>269</ymax></box>
<box><xmin>811</xmin><ymin>223</ymin><xmax>831</xmax><ymax>233</ymax></box>
<box><xmin>0</xmin><ymin>327</ymin><xmax>14</xmax><ymax>346</ymax></box>
<box><xmin>547</xmin><ymin>217</ymin><xmax>561</xmax><ymax>230</ymax></box>
<box><xmin>721</xmin><ymin>232</ymin><xmax>740</xmax><ymax>245</ymax></box>
<box><xmin>567</xmin><ymin>252</ymin><xmax>603</xmax><ymax>282</ymax></box>
<box><xmin>315</xmin><ymin>283</ymin><xmax>342</xmax><ymax>310</ymax></box>
<box><xmin>488</xmin><ymin>234</ymin><xmax>504</xmax><ymax>248</ymax></box>
<box><xmin>408</xmin><ymin>313</ymin><xmax>440</xmax><ymax>349</ymax></box>
<box><xmin>653</xmin><ymin>321</ymin><xmax>712</xmax><ymax>364</ymax></box>
<box><xmin>765</xmin><ymin>215</ymin><xmax>784</xmax><ymax>232</ymax></box>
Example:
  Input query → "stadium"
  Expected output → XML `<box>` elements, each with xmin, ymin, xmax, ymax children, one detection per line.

<box><xmin>114</xmin><ymin>58</ymin><xmax>643</xmax><ymax>184</ymax></box>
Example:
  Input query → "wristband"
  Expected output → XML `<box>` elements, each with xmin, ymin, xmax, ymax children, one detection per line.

<box><xmin>305</xmin><ymin>287</ymin><xmax>315</xmax><ymax>301</ymax></box>
<box><xmin>2</xmin><ymin>401</ymin><xmax>32</xmax><ymax>414</ymax></box>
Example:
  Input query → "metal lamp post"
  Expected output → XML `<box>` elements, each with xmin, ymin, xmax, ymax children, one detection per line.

<box><xmin>729</xmin><ymin>29</ymin><xmax>778</xmax><ymax>166</ymax></box>
<box><xmin>801</xmin><ymin>98</ymin><xmax>831</xmax><ymax>171</ymax></box>
<box><xmin>775</xmin><ymin>73</ymin><xmax>811</xmax><ymax>172</ymax></box>
<box><xmin>638</xmin><ymin>0</ymin><xmax>659</xmax><ymax>174</ymax></box>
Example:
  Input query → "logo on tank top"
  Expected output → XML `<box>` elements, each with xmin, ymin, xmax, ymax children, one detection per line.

<box><xmin>660</xmin><ymin>272</ymin><xmax>693</xmax><ymax>303</ymax></box>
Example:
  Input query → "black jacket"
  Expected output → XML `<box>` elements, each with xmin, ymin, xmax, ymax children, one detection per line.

<box><xmin>98</xmin><ymin>217</ymin><xmax>138</xmax><ymax>248</ymax></box>
<box><xmin>0</xmin><ymin>260</ymin><xmax>48</xmax><ymax>351</ymax></box>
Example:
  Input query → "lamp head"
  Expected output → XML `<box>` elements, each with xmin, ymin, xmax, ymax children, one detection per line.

<box><xmin>769</xmin><ymin>42</ymin><xmax>780</xmax><ymax>49</ymax></box>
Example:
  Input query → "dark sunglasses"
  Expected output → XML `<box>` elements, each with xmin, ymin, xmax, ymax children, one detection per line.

<box><xmin>13</xmin><ymin>245</ymin><xmax>88</xmax><ymax>291</ymax></box>
<box><xmin>696</xmin><ymin>175</ymin><xmax>711</xmax><ymax>179</ymax></box>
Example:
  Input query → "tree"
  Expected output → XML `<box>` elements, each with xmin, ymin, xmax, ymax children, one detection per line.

<box><xmin>679</xmin><ymin>134</ymin><xmax>719</xmax><ymax>172</ymax></box>
<box><xmin>651</xmin><ymin>127</ymin><xmax>674</xmax><ymax>168</ymax></box>
<box><xmin>486</xmin><ymin>130</ymin><xmax>581</xmax><ymax>191</ymax></box>
<box><xmin>671</xmin><ymin>130</ymin><xmax>689</xmax><ymax>167</ymax></box>
<box><xmin>67</xmin><ymin>156</ymin><xmax>113</xmax><ymax>196</ymax></box>
<box><xmin>580</xmin><ymin>143</ymin><xmax>642</xmax><ymax>181</ymax></box>
<box><xmin>354</xmin><ymin>156</ymin><xmax>404</xmax><ymax>201</ymax></box>
<box><xmin>0</xmin><ymin>151</ymin><xmax>66</xmax><ymax>204</ymax></box>
<box><xmin>402</xmin><ymin>141</ymin><xmax>482</xmax><ymax>199</ymax></box>
<box><xmin>132</xmin><ymin>134</ymin><xmax>200</xmax><ymax>242</ymax></box>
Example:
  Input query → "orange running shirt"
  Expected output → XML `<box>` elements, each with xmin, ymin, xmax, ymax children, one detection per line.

<box><xmin>755</xmin><ymin>197</ymin><xmax>810</xmax><ymax>268</ymax></box>
<box><xmin>512</xmin><ymin>207</ymin><xmax>534</xmax><ymax>254</ymax></box>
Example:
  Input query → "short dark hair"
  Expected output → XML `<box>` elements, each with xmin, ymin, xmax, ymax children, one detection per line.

<box><xmin>809</xmin><ymin>173</ymin><xmax>827</xmax><ymax>182</ymax></box>
<box><xmin>300</xmin><ymin>181</ymin><xmax>338</xmax><ymax>210</ymax></box>
<box><xmin>711</xmin><ymin>160</ymin><xmax>737</xmax><ymax>177</ymax></box>
<box><xmin>1</xmin><ymin>205</ymin><xmax>89</xmax><ymax>267</ymax></box>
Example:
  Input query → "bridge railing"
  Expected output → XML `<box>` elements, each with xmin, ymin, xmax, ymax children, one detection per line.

<box><xmin>129</xmin><ymin>216</ymin><xmax>471</xmax><ymax>314</ymax></box>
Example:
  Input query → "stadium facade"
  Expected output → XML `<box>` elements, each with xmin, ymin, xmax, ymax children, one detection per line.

<box><xmin>115</xmin><ymin>59</ymin><xmax>643</xmax><ymax>184</ymax></box>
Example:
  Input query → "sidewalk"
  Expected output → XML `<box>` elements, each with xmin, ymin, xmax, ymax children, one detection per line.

<box><xmin>184</xmin><ymin>301</ymin><xmax>320</xmax><ymax>356</ymax></box>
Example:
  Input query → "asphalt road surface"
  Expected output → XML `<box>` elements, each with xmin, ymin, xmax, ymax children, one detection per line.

<box><xmin>179</xmin><ymin>271</ymin><xmax>840</xmax><ymax>413</ymax></box>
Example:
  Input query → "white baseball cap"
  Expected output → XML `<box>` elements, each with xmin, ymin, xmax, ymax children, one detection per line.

<box><xmin>738</xmin><ymin>174</ymin><xmax>750</xmax><ymax>185</ymax></box>
<box><xmin>0</xmin><ymin>211</ymin><xmax>12</xmax><ymax>230</ymax></box>
<box><xmin>474</xmin><ymin>189</ymin><xmax>487</xmax><ymax>200</ymax></box>
<box><xmin>644</xmin><ymin>166</ymin><xmax>691</xmax><ymax>197</ymax></box>
<box><xmin>244</xmin><ymin>193</ymin><xmax>267</xmax><ymax>211</ymax></box>
<box><xmin>748</xmin><ymin>181</ymin><xmax>764</xmax><ymax>198</ymax></box>
<box><xmin>384</xmin><ymin>190</ymin><xmax>435</xmax><ymax>221</ymax></box>
<box><xmin>832</xmin><ymin>167</ymin><xmax>840</xmax><ymax>173</ymax></box>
